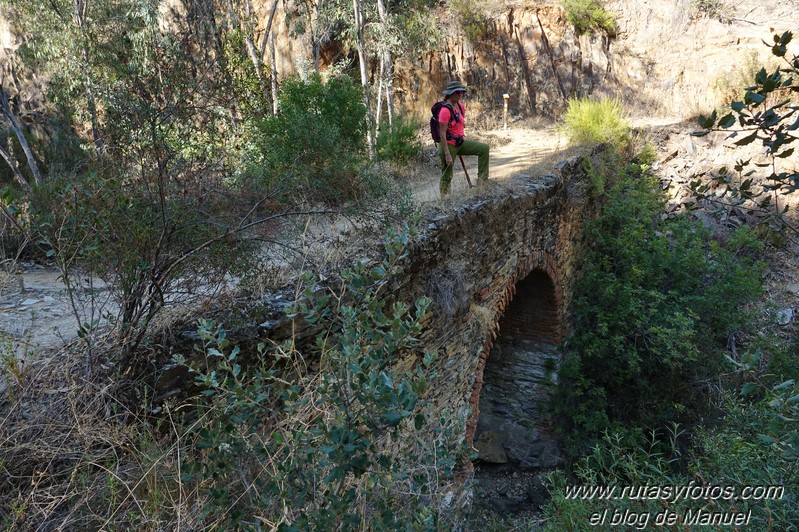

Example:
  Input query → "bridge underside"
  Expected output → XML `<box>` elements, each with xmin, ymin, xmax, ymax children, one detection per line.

<box><xmin>473</xmin><ymin>268</ymin><xmax>562</xmax><ymax>469</ymax></box>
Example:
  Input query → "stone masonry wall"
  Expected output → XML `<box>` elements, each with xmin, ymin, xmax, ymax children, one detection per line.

<box><xmin>384</xmin><ymin>154</ymin><xmax>595</xmax><ymax>464</ymax></box>
<box><xmin>497</xmin><ymin>269</ymin><xmax>560</xmax><ymax>344</ymax></box>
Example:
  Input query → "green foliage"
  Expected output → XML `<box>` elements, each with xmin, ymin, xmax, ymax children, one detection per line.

<box><xmin>180</xmin><ymin>221</ymin><xmax>463</xmax><ymax>528</ymax></box>
<box><xmin>28</xmin><ymin>171</ymin><xmax>250</xmax><ymax>367</ymax></box>
<box><xmin>561</xmin><ymin>97</ymin><xmax>630</xmax><ymax>151</ymax></box>
<box><xmin>545</xmin><ymin>413</ymin><xmax>798</xmax><ymax>530</ymax></box>
<box><xmin>376</xmin><ymin>116</ymin><xmax>423</xmax><ymax>165</ymax></box>
<box><xmin>2</xmin><ymin>0</ymin><xmax>252</xmax><ymax>193</ymax></box>
<box><xmin>556</xmin><ymin>158</ymin><xmax>764</xmax><ymax>454</ymax></box>
<box><xmin>221</xmin><ymin>28</ymin><xmax>272</xmax><ymax>118</ymax></box>
<box><xmin>544</xmin><ymin>428</ymin><xmax>683</xmax><ymax>530</ymax></box>
<box><xmin>244</xmin><ymin>73</ymin><xmax>368</xmax><ymax>204</ymax></box>
<box><xmin>728</xmin><ymin>347</ymin><xmax>799</xmax><ymax>464</ymax></box>
<box><xmin>562</xmin><ymin>0</ymin><xmax>616</xmax><ymax>36</ymax></box>
<box><xmin>451</xmin><ymin>0</ymin><xmax>490</xmax><ymax>42</ymax></box>
<box><xmin>392</xmin><ymin>0</ymin><xmax>443</xmax><ymax>52</ymax></box>
<box><xmin>694</xmin><ymin>31</ymin><xmax>799</xmax><ymax>226</ymax></box>
<box><xmin>694</xmin><ymin>392</ymin><xmax>799</xmax><ymax>527</ymax></box>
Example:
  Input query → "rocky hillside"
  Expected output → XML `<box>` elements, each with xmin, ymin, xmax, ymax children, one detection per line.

<box><xmin>261</xmin><ymin>0</ymin><xmax>798</xmax><ymax>122</ymax></box>
<box><xmin>4</xmin><ymin>1</ymin><xmax>795</xmax><ymax>123</ymax></box>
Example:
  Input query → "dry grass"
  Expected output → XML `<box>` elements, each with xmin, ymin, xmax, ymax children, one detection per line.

<box><xmin>0</xmin><ymin>344</ymin><xmax>239</xmax><ymax>529</ymax></box>
<box><xmin>427</xmin><ymin>266</ymin><xmax>467</xmax><ymax>319</ymax></box>
<box><xmin>0</xmin><ymin>306</ymin><xmax>464</xmax><ymax>529</ymax></box>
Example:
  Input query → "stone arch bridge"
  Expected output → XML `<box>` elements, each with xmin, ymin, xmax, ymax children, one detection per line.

<box><xmin>389</xmin><ymin>156</ymin><xmax>594</xmax><ymax>469</ymax></box>
<box><xmin>152</xmin><ymin>154</ymin><xmax>597</xmax><ymax>471</ymax></box>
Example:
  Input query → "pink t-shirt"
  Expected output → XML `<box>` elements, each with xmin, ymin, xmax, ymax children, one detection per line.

<box><xmin>438</xmin><ymin>102</ymin><xmax>466</xmax><ymax>145</ymax></box>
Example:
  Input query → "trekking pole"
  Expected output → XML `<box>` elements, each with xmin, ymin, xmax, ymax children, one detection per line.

<box><xmin>459</xmin><ymin>155</ymin><xmax>473</xmax><ymax>187</ymax></box>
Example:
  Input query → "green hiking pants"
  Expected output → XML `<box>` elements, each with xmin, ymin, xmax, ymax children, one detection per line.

<box><xmin>438</xmin><ymin>139</ymin><xmax>490</xmax><ymax>195</ymax></box>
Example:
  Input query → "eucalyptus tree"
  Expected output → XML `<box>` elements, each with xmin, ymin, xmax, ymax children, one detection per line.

<box><xmin>357</xmin><ymin>0</ymin><xmax>439</xmax><ymax>146</ymax></box>
<box><xmin>374</xmin><ymin>0</ymin><xmax>394</xmax><ymax>126</ymax></box>
<box><xmin>282</xmin><ymin>0</ymin><xmax>438</xmax><ymax>151</ymax></box>
<box><xmin>0</xmin><ymin>83</ymin><xmax>42</xmax><ymax>193</ymax></box>
<box><xmin>224</xmin><ymin>0</ymin><xmax>279</xmax><ymax>114</ymax></box>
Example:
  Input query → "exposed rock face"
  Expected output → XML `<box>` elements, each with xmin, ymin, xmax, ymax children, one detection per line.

<box><xmin>605</xmin><ymin>0</ymin><xmax>799</xmax><ymax>117</ymax></box>
<box><xmin>391</xmin><ymin>5</ymin><xmax>614</xmax><ymax>121</ymax></box>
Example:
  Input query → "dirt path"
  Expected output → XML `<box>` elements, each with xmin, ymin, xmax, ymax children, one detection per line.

<box><xmin>411</xmin><ymin>126</ymin><xmax>569</xmax><ymax>202</ymax></box>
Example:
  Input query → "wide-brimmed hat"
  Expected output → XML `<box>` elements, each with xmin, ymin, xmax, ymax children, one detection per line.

<box><xmin>442</xmin><ymin>80</ymin><xmax>468</xmax><ymax>95</ymax></box>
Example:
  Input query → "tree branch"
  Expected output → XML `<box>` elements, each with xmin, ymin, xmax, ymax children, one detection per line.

<box><xmin>0</xmin><ymin>83</ymin><xmax>43</xmax><ymax>189</ymax></box>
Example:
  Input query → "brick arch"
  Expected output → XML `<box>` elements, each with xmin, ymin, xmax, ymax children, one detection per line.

<box><xmin>466</xmin><ymin>250</ymin><xmax>563</xmax><ymax>445</ymax></box>
<box><xmin>498</xmin><ymin>270</ymin><xmax>560</xmax><ymax>344</ymax></box>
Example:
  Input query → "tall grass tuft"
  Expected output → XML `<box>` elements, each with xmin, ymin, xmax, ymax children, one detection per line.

<box><xmin>561</xmin><ymin>96</ymin><xmax>630</xmax><ymax>151</ymax></box>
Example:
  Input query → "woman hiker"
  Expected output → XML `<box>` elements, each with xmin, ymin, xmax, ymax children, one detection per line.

<box><xmin>437</xmin><ymin>80</ymin><xmax>490</xmax><ymax>196</ymax></box>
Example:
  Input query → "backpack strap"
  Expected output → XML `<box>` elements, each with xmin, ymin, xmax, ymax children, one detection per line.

<box><xmin>439</xmin><ymin>102</ymin><xmax>461</xmax><ymax>125</ymax></box>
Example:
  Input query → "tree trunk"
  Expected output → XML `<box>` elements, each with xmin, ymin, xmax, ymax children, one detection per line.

<box><xmin>376</xmin><ymin>0</ymin><xmax>394</xmax><ymax>126</ymax></box>
<box><xmin>0</xmin><ymin>144</ymin><xmax>32</xmax><ymax>196</ymax></box>
<box><xmin>73</xmin><ymin>0</ymin><xmax>104</xmax><ymax>153</ymax></box>
<box><xmin>259</xmin><ymin>0</ymin><xmax>280</xmax><ymax>114</ymax></box>
<box><xmin>0</xmin><ymin>86</ymin><xmax>42</xmax><ymax>191</ymax></box>
<box><xmin>312</xmin><ymin>0</ymin><xmax>324</xmax><ymax>72</ymax></box>
<box><xmin>258</xmin><ymin>0</ymin><xmax>280</xmax><ymax>64</ymax></box>
<box><xmin>236</xmin><ymin>0</ymin><xmax>273</xmax><ymax>111</ymax></box>
<box><xmin>270</xmin><ymin>31</ymin><xmax>278</xmax><ymax>115</ymax></box>
<box><xmin>352</xmin><ymin>0</ymin><xmax>374</xmax><ymax>156</ymax></box>
<box><xmin>376</xmin><ymin>56</ymin><xmax>384</xmax><ymax>127</ymax></box>
<box><xmin>383</xmin><ymin>49</ymin><xmax>394</xmax><ymax>126</ymax></box>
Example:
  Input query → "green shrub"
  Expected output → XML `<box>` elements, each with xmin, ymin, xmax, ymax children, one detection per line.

<box><xmin>561</xmin><ymin>97</ymin><xmax>630</xmax><ymax>151</ymax></box>
<box><xmin>696</xmin><ymin>391</ymin><xmax>799</xmax><ymax>522</ymax></box>
<box><xmin>376</xmin><ymin>116</ymin><xmax>423</xmax><ymax>166</ymax></box>
<box><xmin>244</xmin><ymin>73</ymin><xmax>368</xmax><ymax>205</ymax></box>
<box><xmin>544</xmin><ymin>411</ymin><xmax>798</xmax><ymax>530</ymax></box>
<box><xmin>451</xmin><ymin>0</ymin><xmax>490</xmax><ymax>42</ymax></box>
<box><xmin>179</xmin><ymin>221</ymin><xmax>464</xmax><ymax>528</ymax></box>
<box><xmin>555</xmin><ymin>158</ymin><xmax>764</xmax><ymax>454</ymax></box>
<box><xmin>563</xmin><ymin>0</ymin><xmax>616</xmax><ymax>36</ymax></box>
<box><xmin>28</xmin><ymin>171</ymin><xmax>250</xmax><ymax>367</ymax></box>
<box><xmin>544</xmin><ymin>427</ymin><xmax>686</xmax><ymax>530</ymax></box>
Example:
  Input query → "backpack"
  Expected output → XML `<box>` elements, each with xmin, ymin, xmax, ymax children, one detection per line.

<box><xmin>429</xmin><ymin>101</ymin><xmax>463</xmax><ymax>143</ymax></box>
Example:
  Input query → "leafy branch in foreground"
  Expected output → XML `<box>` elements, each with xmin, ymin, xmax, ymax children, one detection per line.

<box><xmin>693</xmin><ymin>30</ymin><xmax>799</xmax><ymax>229</ymax></box>
<box><xmin>179</xmin><ymin>218</ymin><xmax>463</xmax><ymax>529</ymax></box>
